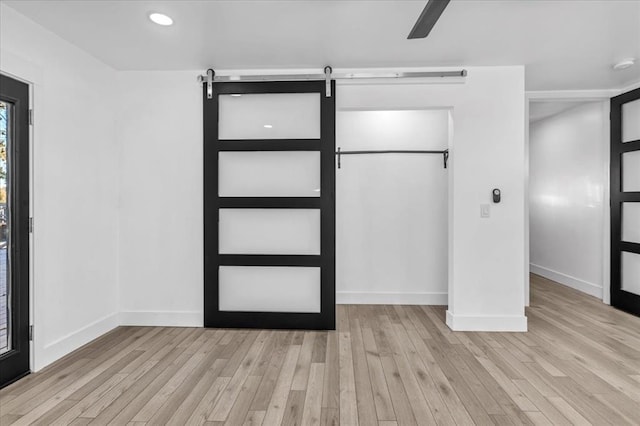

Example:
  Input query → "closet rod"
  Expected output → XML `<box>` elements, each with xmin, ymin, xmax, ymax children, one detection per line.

<box><xmin>335</xmin><ymin>148</ymin><xmax>449</xmax><ymax>169</ymax></box>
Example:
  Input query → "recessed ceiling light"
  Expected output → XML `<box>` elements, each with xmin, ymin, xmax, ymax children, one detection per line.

<box><xmin>613</xmin><ymin>58</ymin><xmax>635</xmax><ymax>70</ymax></box>
<box><xmin>230</xmin><ymin>94</ymin><xmax>242</xmax><ymax>97</ymax></box>
<box><xmin>149</xmin><ymin>12</ymin><xmax>173</xmax><ymax>26</ymax></box>
<box><xmin>263</xmin><ymin>124</ymin><xmax>273</xmax><ymax>128</ymax></box>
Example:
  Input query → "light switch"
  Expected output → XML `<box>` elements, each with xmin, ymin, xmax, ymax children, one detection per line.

<box><xmin>481</xmin><ymin>204</ymin><xmax>490</xmax><ymax>218</ymax></box>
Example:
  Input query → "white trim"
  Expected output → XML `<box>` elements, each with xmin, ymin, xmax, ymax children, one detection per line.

<box><xmin>619</xmin><ymin>79</ymin><xmax>640</xmax><ymax>93</ymax></box>
<box><xmin>601</xmin><ymin>101</ymin><xmax>611</xmax><ymax>305</ymax></box>
<box><xmin>530</xmin><ymin>264</ymin><xmax>603</xmax><ymax>299</ymax></box>
<box><xmin>37</xmin><ymin>312</ymin><xmax>118</xmax><ymax>371</ymax></box>
<box><xmin>526</xmin><ymin>89</ymin><xmax>619</xmax><ymax>101</ymax></box>
<box><xmin>336</xmin><ymin>292</ymin><xmax>447</xmax><ymax>305</ymax></box>
<box><xmin>524</xmin><ymin>97</ymin><xmax>530</xmax><ymax>307</ymax></box>
<box><xmin>446</xmin><ymin>311</ymin><xmax>527</xmax><ymax>332</ymax></box>
<box><xmin>119</xmin><ymin>311</ymin><xmax>203</xmax><ymax>327</ymax></box>
<box><xmin>447</xmin><ymin>109</ymin><xmax>455</xmax><ymax>311</ymax></box>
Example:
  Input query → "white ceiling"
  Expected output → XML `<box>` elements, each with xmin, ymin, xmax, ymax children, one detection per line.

<box><xmin>4</xmin><ymin>0</ymin><xmax>640</xmax><ymax>91</ymax></box>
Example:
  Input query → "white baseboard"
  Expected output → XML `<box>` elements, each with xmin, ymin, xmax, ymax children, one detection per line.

<box><xmin>37</xmin><ymin>312</ymin><xmax>119</xmax><ymax>371</ymax></box>
<box><xmin>530</xmin><ymin>263</ymin><xmax>602</xmax><ymax>299</ymax></box>
<box><xmin>337</xmin><ymin>291</ymin><xmax>447</xmax><ymax>305</ymax></box>
<box><xmin>119</xmin><ymin>311</ymin><xmax>203</xmax><ymax>327</ymax></box>
<box><xmin>446</xmin><ymin>310</ymin><xmax>528</xmax><ymax>332</ymax></box>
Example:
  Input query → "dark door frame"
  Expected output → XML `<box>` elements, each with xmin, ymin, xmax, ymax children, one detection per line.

<box><xmin>203</xmin><ymin>80</ymin><xmax>336</xmax><ymax>330</ymax></box>
<box><xmin>610</xmin><ymin>86</ymin><xmax>640</xmax><ymax>315</ymax></box>
<box><xmin>0</xmin><ymin>73</ymin><xmax>30</xmax><ymax>388</ymax></box>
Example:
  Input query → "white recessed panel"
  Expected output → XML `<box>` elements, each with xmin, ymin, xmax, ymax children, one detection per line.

<box><xmin>219</xmin><ymin>266</ymin><xmax>321</xmax><ymax>312</ymax></box>
<box><xmin>219</xmin><ymin>151</ymin><xmax>320</xmax><ymax>197</ymax></box>
<box><xmin>622</xmin><ymin>98</ymin><xmax>640</xmax><ymax>143</ymax></box>
<box><xmin>623</xmin><ymin>203</ymin><xmax>640</xmax><ymax>244</ymax></box>
<box><xmin>219</xmin><ymin>209</ymin><xmax>320</xmax><ymax>254</ymax></box>
<box><xmin>622</xmin><ymin>150</ymin><xmax>640</xmax><ymax>192</ymax></box>
<box><xmin>621</xmin><ymin>251</ymin><xmax>640</xmax><ymax>297</ymax></box>
<box><xmin>219</xmin><ymin>93</ymin><xmax>320</xmax><ymax>140</ymax></box>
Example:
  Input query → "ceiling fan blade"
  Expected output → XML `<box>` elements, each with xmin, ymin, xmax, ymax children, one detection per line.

<box><xmin>407</xmin><ymin>0</ymin><xmax>451</xmax><ymax>39</ymax></box>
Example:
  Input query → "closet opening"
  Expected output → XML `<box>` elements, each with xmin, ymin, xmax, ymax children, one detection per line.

<box><xmin>336</xmin><ymin>108</ymin><xmax>452</xmax><ymax>305</ymax></box>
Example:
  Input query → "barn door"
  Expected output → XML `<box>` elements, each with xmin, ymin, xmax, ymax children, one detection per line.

<box><xmin>203</xmin><ymin>80</ymin><xmax>335</xmax><ymax>329</ymax></box>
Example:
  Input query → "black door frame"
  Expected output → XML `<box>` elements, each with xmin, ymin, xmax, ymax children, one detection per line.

<box><xmin>610</xmin><ymin>87</ymin><xmax>640</xmax><ymax>315</ymax></box>
<box><xmin>203</xmin><ymin>80</ymin><xmax>336</xmax><ymax>330</ymax></box>
<box><xmin>0</xmin><ymin>74</ymin><xmax>30</xmax><ymax>388</ymax></box>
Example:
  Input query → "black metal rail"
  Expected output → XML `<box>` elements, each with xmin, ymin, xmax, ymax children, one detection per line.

<box><xmin>335</xmin><ymin>148</ymin><xmax>449</xmax><ymax>169</ymax></box>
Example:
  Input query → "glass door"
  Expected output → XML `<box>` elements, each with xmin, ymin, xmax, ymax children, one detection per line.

<box><xmin>203</xmin><ymin>81</ymin><xmax>335</xmax><ymax>329</ymax></box>
<box><xmin>0</xmin><ymin>74</ymin><xmax>30</xmax><ymax>388</ymax></box>
<box><xmin>611</xmin><ymin>87</ymin><xmax>640</xmax><ymax>315</ymax></box>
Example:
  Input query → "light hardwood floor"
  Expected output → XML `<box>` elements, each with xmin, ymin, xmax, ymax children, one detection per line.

<box><xmin>2</xmin><ymin>274</ymin><xmax>640</xmax><ymax>425</ymax></box>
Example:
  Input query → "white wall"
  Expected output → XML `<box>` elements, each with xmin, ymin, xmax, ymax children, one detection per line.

<box><xmin>0</xmin><ymin>4</ymin><xmax>119</xmax><ymax>370</ymax></box>
<box><xmin>336</xmin><ymin>109</ymin><xmax>449</xmax><ymax>304</ymax></box>
<box><xmin>116</xmin><ymin>67</ymin><xmax>527</xmax><ymax>331</ymax></box>
<box><xmin>529</xmin><ymin>101</ymin><xmax>608</xmax><ymax>299</ymax></box>
<box><xmin>116</xmin><ymin>72</ymin><xmax>203</xmax><ymax>326</ymax></box>
<box><xmin>337</xmin><ymin>67</ymin><xmax>527</xmax><ymax>331</ymax></box>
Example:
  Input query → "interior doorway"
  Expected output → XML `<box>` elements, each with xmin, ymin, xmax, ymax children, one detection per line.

<box><xmin>527</xmin><ymin>97</ymin><xmax>610</xmax><ymax>305</ymax></box>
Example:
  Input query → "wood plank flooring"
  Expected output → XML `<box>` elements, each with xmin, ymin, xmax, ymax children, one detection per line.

<box><xmin>2</xmin><ymin>274</ymin><xmax>640</xmax><ymax>425</ymax></box>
